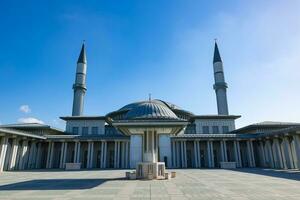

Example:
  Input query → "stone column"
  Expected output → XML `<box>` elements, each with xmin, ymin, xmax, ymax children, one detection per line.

<box><xmin>120</xmin><ymin>142</ymin><xmax>123</xmax><ymax>168</ymax></box>
<box><xmin>263</xmin><ymin>141</ymin><xmax>269</xmax><ymax>167</ymax></box>
<box><xmin>59</xmin><ymin>142</ymin><xmax>64</xmax><ymax>169</ymax></box>
<box><xmin>117</xmin><ymin>141</ymin><xmax>120</xmax><ymax>168</ymax></box>
<box><xmin>233</xmin><ymin>141</ymin><xmax>238</xmax><ymax>166</ymax></box>
<box><xmin>266</xmin><ymin>140</ymin><xmax>275</xmax><ymax>168</ymax></box>
<box><xmin>101</xmin><ymin>141</ymin><xmax>107</xmax><ymax>168</ymax></box>
<box><xmin>223</xmin><ymin>140</ymin><xmax>228</xmax><ymax>162</ymax></box>
<box><xmin>63</xmin><ymin>142</ymin><xmax>68</xmax><ymax>168</ymax></box>
<box><xmin>184</xmin><ymin>141</ymin><xmax>187</xmax><ymax>168</ymax></box>
<box><xmin>197</xmin><ymin>141</ymin><xmax>201</xmax><ymax>168</ymax></box>
<box><xmin>122</xmin><ymin>142</ymin><xmax>125</xmax><ymax>168</ymax></box>
<box><xmin>102</xmin><ymin>141</ymin><xmax>107</xmax><ymax>168</ymax></box>
<box><xmin>210</xmin><ymin>141</ymin><xmax>215</xmax><ymax>168</ymax></box>
<box><xmin>283</xmin><ymin>137</ymin><xmax>295</xmax><ymax>169</ymax></box>
<box><xmin>9</xmin><ymin>138</ymin><xmax>19</xmax><ymax>170</ymax></box>
<box><xmin>0</xmin><ymin>137</ymin><xmax>9</xmax><ymax>172</ymax></box>
<box><xmin>104</xmin><ymin>141</ymin><xmax>107</xmax><ymax>168</ymax></box>
<box><xmin>176</xmin><ymin>141</ymin><xmax>180</xmax><ymax>168</ymax></box>
<box><xmin>19</xmin><ymin>140</ymin><xmax>29</xmax><ymax>170</ymax></box>
<box><xmin>74</xmin><ymin>141</ymin><xmax>81</xmax><ymax>163</ymax></box>
<box><xmin>60</xmin><ymin>142</ymin><xmax>68</xmax><ymax>169</ymax></box>
<box><xmin>207</xmin><ymin>141</ymin><xmax>212</xmax><ymax>168</ymax></box>
<box><xmin>273</xmin><ymin>138</ymin><xmax>284</xmax><ymax>168</ymax></box>
<box><xmin>172</xmin><ymin>141</ymin><xmax>176</xmax><ymax>168</ymax></box>
<box><xmin>234</xmin><ymin>140</ymin><xmax>241</xmax><ymax>167</ymax></box>
<box><xmin>77</xmin><ymin>142</ymin><xmax>81</xmax><ymax>163</ymax></box>
<box><xmin>220</xmin><ymin>140</ymin><xmax>228</xmax><ymax>162</ymax></box>
<box><xmin>246</xmin><ymin>141</ymin><xmax>253</xmax><ymax>167</ymax></box>
<box><xmin>125</xmin><ymin>141</ymin><xmax>130</xmax><ymax>168</ymax></box>
<box><xmin>249</xmin><ymin>140</ymin><xmax>256</xmax><ymax>167</ymax></box>
<box><xmin>26</xmin><ymin>141</ymin><xmax>33</xmax><ymax>169</ymax></box>
<box><xmin>99</xmin><ymin>141</ymin><xmax>103</xmax><ymax>168</ymax></box>
<box><xmin>114</xmin><ymin>141</ymin><xmax>118</xmax><ymax>168</ymax></box>
<box><xmin>87</xmin><ymin>141</ymin><xmax>92</xmax><ymax>168</ymax></box>
<box><xmin>46</xmin><ymin>142</ymin><xmax>54</xmax><ymax>169</ymax></box>
<box><xmin>220</xmin><ymin>141</ymin><xmax>225</xmax><ymax>162</ymax></box>
<box><xmin>291</xmin><ymin>135</ymin><xmax>300</xmax><ymax>168</ymax></box>
<box><xmin>32</xmin><ymin>142</ymin><xmax>38</xmax><ymax>168</ymax></box>
<box><xmin>27</xmin><ymin>141</ymin><xmax>37</xmax><ymax>169</ymax></box>
<box><xmin>35</xmin><ymin>143</ymin><xmax>42</xmax><ymax>169</ymax></box>
<box><xmin>279</xmin><ymin>139</ymin><xmax>287</xmax><ymax>169</ymax></box>
<box><xmin>259</xmin><ymin>141</ymin><xmax>266</xmax><ymax>167</ymax></box>
<box><xmin>180</xmin><ymin>141</ymin><xmax>184</xmax><ymax>168</ymax></box>
<box><xmin>90</xmin><ymin>142</ymin><xmax>94</xmax><ymax>168</ymax></box>
<box><xmin>73</xmin><ymin>142</ymin><xmax>78</xmax><ymax>163</ymax></box>
<box><xmin>194</xmin><ymin>141</ymin><xmax>198</xmax><ymax>168</ymax></box>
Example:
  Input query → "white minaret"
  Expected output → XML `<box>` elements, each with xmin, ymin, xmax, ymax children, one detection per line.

<box><xmin>72</xmin><ymin>43</ymin><xmax>87</xmax><ymax>116</ymax></box>
<box><xmin>213</xmin><ymin>41</ymin><xmax>229</xmax><ymax>115</ymax></box>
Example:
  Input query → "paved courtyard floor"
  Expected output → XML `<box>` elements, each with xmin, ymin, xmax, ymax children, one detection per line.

<box><xmin>0</xmin><ymin>168</ymin><xmax>299</xmax><ymax>200</ymax></box>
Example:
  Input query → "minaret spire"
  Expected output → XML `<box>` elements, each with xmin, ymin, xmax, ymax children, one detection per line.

<box><xmin>212</xmin><ymin>41</ymin><xmax>229</xmax><ymax>115</ymax></box>
<box><xmin>72</xmin><ymin>42</ymin><xmax>88</xmax><ymax>116</ymax></box>
<box><xmin>77</xmin><ymin>41</ymin><xmax>87</xmax><ymax>64</ymax></box>
<box><xmin>213</xmin><ymin>40</ymin><xmax>222</xmax><ymax>63</ymax></box>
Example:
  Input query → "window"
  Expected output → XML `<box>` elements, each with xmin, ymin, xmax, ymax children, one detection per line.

<box><xmin>72</xmin><ymin>127</ymin><xmax>79</xmax><ymax>134</ymax></box>
<box><xmin>92</xmin><ymin>127</ymin><xmax>98</xmax><ymax>135</ymax></box>
<box><xmin>222</xmin><ymin>126</ymin><xmax>229</xmax><ymax>133</ymax></box>
<box><xmin>202</xmin><ymin>126</ymin><xmax>209</xmax><ymax>134</ymax></box>
<box><xmin>212</xmin><ymin>126</ymin><xmax>219</xmax><ymax>134</ymax></box>
<box><xmin>82</xmin><ymin>127</ymin><xmax>89</xmax><ymax>135</ymax></box>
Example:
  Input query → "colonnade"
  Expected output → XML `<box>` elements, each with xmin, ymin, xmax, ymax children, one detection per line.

<box><xmin>1</xmin><ymin>134</ymin><xmax>300</xmax><ymax>171</ymax></box>
<box><xmin>171</xmin><ymin>135</ymin><xmax>300</xmax><ymax>169</ymax></box>
<box><xmin>0</xmin><ymin>137</ymin><xmax>43</xmax><ymax>172</ymax></box>
<box><xmin>45</xmin><ymin>140</ymin><xmax>130</xmax><ymax>169</ymax></box>
<box><xmin>0</xmin><ymin>137</ymin><xmax>130</xmax><ymax>172</ymax></box>
<box><xmin>258</xmin><ymin>135</ymin><xmax>300</xmax><ymax>169</ymax></box>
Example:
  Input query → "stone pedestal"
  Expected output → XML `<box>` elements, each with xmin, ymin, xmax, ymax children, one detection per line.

<box><xmin>136</xmin><ymin>162</ymin><xmax>165</xmax><ymax>180</ymax></box>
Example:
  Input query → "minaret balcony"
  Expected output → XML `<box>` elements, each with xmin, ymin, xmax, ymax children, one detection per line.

<box><xmin>73</xmin><ymin>83</ymin><xmax>87</xmax><ymax>91</ymax></box>
<box><xmin>213</xmin><ymin>82</ymin><xmax>228</xmax><ymax>90</ymax></box>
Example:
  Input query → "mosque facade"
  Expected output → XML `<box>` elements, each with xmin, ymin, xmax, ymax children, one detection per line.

<box><xmin>1</xmin><ymin>43</ymin><xmax>300</xmax><ymax>172</ymax></box>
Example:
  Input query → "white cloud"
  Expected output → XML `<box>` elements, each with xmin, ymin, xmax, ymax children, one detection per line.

<box><xmin>19</xmin><ymin>105</ymin><xmax>31</xmax><ymax>113</ymax></box>
<box><xmin>18</xmin><ymin>117</ymin><xmax>44</xmax><ymax>124</ymax></box>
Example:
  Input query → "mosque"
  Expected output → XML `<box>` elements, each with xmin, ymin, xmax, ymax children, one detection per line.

<box><xmin>1</xmin><ymin>42</ymin><xmax>300</xmax><ymax>173</ymax></box>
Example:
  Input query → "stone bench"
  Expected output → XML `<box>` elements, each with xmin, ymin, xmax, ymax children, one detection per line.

<box><xmin>65</xmin><ymin>163</ymin><xmax>81</xmax><ymax>170</ymax></box>
<box><xmin>126</xmin><ymin>171</ymin><xmax>136</xmax><ymax>180</ymax></box>
<box><xmin>220</xmin><ymin>162</ymin><xmax>236</xmax><ymax>169</ymax></box>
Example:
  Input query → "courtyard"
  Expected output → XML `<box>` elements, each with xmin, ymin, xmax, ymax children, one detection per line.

<box><xmin>0</xmin><ymin>169</ymin><xmax>299</xmax><ymax>200</ymax></box>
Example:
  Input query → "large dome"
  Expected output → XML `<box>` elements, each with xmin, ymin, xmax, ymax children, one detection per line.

<box><xmin>106</xmin><ymin>99</ymin><xmax>193</xmax><ymax>121</ymax></box>
<box><xmin>124</xmin><ymin>100</ymin><xmax>178</xmax><ymax>120</ymax></box>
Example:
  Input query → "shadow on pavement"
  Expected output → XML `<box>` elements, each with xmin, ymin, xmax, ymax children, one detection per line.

<box><xmin>230</xmin><ymin>168</ymin><xmax>300</xmax><ymax>181</ymax></box>
<box><xmin>0</xmin><ymin>177</ymin><xmax>126</xmax><ymax>191</ymax></box>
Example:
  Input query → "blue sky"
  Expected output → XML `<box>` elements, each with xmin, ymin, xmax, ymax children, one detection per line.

<box><xmin>1</xmin><ymin>0</ymin><xmax>300</xmax><ymax>129</ymax></box>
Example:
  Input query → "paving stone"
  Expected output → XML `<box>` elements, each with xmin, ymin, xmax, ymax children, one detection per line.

<box><xmin>0</xmin><ymin>169</ymin><xmax>299</xmax><ymax>199</ymax></box>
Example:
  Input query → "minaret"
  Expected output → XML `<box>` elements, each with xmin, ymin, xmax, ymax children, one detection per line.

<box><xmin>72</xmin><ymin>43</ymin><xmax>87</xmax><ymax>116</ymax></box>
<box><xmin>213</xmin><ymin>41</ymin><xmax>229</xmax><ymax>115</ymax></box>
